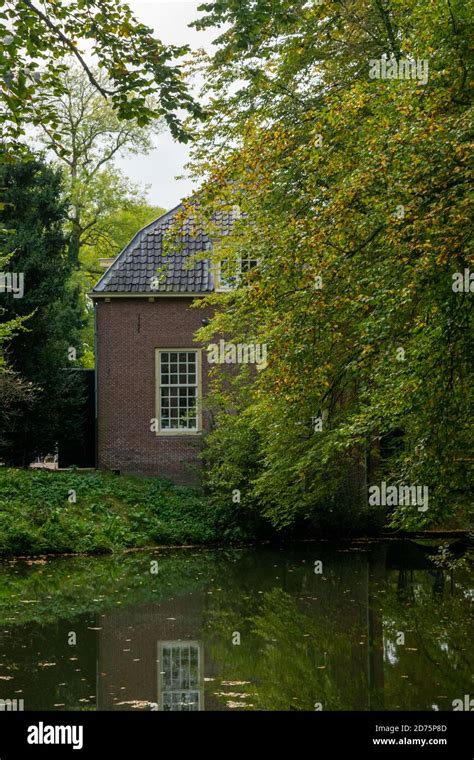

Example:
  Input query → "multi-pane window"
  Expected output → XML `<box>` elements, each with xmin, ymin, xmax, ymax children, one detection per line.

<box><xmin>217</xmin><ymin>257</ymin><xmax>258</xmax><ymax>291</ymax></box>
<box><xmin>158</xmin><ymin>642</ymin><xmax>202</xmax><ymax>711</ymax></box>
<box><xmin>159</xmin><ymin>351</ymin><xmax>198</xmax><ymax>431</ymax></box>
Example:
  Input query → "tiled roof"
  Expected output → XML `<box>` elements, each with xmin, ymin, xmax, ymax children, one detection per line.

<box><xmin>93</xmin><ymin>203</ymin><xmax>234</xmax><ymax>294</ymax></box>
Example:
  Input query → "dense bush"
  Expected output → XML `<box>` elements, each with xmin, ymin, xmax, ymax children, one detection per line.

<box><xmin>0</xmin><ymin>468</ymin><xmax>265</xmax><ymax>556</ymax></box>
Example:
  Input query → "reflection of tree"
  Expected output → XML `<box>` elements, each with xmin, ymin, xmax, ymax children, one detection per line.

<box><xmin>204</xmin><ymin>545</ymin><xmax>474</xmax><ymax>712</ymax></box>
<box><xmin>0</xmin><ymin>550</ymin><xmax>241</xmax><ymax>627</ymax></box>
<box><xmin>368</xmin><ymin>545</ymin><xmax>386</xmax><ymax>710</ymax></box>
<box><xmin>372</xmin><ymin>562</ymin><xmax>474</xmax><ymax>710</ymax></box>
<box><xmin>1</xmin><ymin>543</ymin><xmax>472</xmax><ymax>713</ymax></box>
<box><xmin>206</xmin><ymin>587</ymin><xmax>367</xmax><ymax>710</ymax></box>
<box><xmin>0</xmin><ymin>550</ymin><xmax>239</xmax><ymax>711</ymax></box>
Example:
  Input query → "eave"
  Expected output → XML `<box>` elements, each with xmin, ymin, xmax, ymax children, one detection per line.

<box><xmin>89</xmin><ymin>291</ymin><xmax>210</xmax><ymax>300</ymax></box>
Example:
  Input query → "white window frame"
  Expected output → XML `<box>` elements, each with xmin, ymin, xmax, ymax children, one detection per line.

<box><xmin>155</xmin><ymin>349</ymin><xmax>202</xmax><ymax>435</ymax></box>
<box><xmin>157</xmin><ymin>640</ymin><xmax>204</xmax><ymax>712</ymax></box>
<box><xmin>215</xmin><ymin>257</ymin><xmax>259</xmax><ymax>292</ymax></box>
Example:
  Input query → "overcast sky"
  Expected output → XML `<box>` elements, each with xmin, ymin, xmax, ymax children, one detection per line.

<box><xmin>116</xmin><ymin>1</ymin><xmax>219</xmax><ymax>211</ymax></box>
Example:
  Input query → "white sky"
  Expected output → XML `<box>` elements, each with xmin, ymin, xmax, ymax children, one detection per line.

<box><xmin>116</xmin><ymin>1</ymin><xmax>219</xmax><ymax>211</ymax></box>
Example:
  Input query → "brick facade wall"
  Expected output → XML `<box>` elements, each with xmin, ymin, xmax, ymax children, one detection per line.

<box><xmin>95</xmin><ymin>297</ymin><xmax>214</xmax><ymax>486</ymax></box>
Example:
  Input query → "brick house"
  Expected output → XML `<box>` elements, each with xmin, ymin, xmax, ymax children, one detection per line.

<box><xmin>91</xmin><ymin>203</ymin><xmax>233</xmax><ymax>486</ymax></box>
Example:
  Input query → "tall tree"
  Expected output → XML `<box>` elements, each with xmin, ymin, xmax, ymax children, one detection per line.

<box><xmin>32</xmin><ymin>64</ymin><xmax>163</xmax><ymax>265</ymax></box>
<box><xmin>27</xmin><ymin>66</ymin><xmax>166</xmax><ymax>369</ymax></box>
<box><xmin>189</xmin><ymin>0</ymin><xmax>473</xmax><ymax>530</ymax></box>
<box><xmin>0</xmin><ymin>212</ymin><xmax>34</xmax><ymax>451</ymax></box>
<box><xmin>0</xmin><ymin>157</ymin><xmax>85</xmax><ymax>466</ymax></box>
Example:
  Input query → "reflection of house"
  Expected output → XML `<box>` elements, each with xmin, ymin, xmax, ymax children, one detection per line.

<box><xmin>97</xmin><ymin>591</ymin><xmax>221</xmax><ymax>711</ymax></box>
<box><xmin>91</xmin><ymin>543</ymin><xmax>463</xmax><ymax>712</ymax></box>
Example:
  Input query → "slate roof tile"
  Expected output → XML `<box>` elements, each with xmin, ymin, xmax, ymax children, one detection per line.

<box><xmin>93</xmin><ymin>203</ymin><xmax>235</xmax><ymax>295</ymax></box>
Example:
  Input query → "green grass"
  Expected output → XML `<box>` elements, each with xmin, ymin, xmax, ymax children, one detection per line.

<box><xmin>0</xmin><ymin>468</ymin><xmax>252</xmax><ymax>556</ymax></box>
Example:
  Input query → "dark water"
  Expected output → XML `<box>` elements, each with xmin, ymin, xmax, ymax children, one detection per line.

<box><xmin>0</xmin><ymin>541</ymin><xmax>472</xmax><ymax>711</ymax></box>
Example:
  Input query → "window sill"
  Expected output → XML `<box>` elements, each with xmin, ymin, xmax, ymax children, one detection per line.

<box><xmin>155</xmin><ymin>430</ymin><xmax>202</xmax><ymax>437</ymax></box>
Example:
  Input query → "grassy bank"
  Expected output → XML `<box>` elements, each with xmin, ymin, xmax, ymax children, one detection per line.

<box><xmin>0</xmin><ymin>468</ymin><xmax>252</xmax><ymax>556</ymax></box>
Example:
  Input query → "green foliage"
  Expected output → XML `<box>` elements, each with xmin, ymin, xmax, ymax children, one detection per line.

<box><xmin>33</xmin><ymin>65</ymin><xmax>164</xmax><ymax>266</ymax></box>
<box><xmin>190</xmin><ymin>0</ymin><xmax>473</xmax><ymax>531</ymax></box>
<box><xmin>74</xmin><ymin>170</ymin><xmax>164</xmax><ymax>294</ymax></box>
<box><xmin>0</xmin><ymin>468</ymin><xmax>258</xmax><ymax>556</ymax></box>
<box><xmin>0</xmin><ymin>181</ymin><xmax>29</xmax><ymax>365</ymax></box>
<box><xmin>28</xmin><ymin>65</ymin><xmax>166</xmax><ymax>369</ymax></box>
<box><xmin>0</xmin><ymin>157</ymin><xmax>85</xmax><ymax>465</ymax></box>
<box><xmin>34</xmin><ymin>64</ymin><xmax>160</xmax><ymax>166</ymax></box>
<box><xmin>78</xmin><ymin>177</ymin><xmax>165</xmax><ymax>275</ymax></box>
<box><xmin>0</xmin><ymin>0</ymin><xmax>201</xmax><ymax>144</ymax></box>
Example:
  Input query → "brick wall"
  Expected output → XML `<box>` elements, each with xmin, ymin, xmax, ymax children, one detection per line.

<box><xmin>95</xmin><ymin>297</ymin><xmax>214</xmax><ymax>485</ymax></box>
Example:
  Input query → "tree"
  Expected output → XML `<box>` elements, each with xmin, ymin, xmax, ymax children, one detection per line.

<box><xmin>188</xmin><ymin>0</ymin><xmax>473</xmax><ymax>530</ymax></box>
<box><xmin>32</xmin><ymin>64</ymin><xmax>163</xmax><ymax>265</ymax></box>
<box><xmin>0</xmin><ymin>157</ymin><xmax>85</xmax><ymax>465</ymax></box>
<box><xmin>0</xmin><ymin>0</ymin><xmax>201</xmax><ymax>145</ymax></box>
<box><xmin>0</xmin><ymin>164</ymin><xmax>36</xmax><ymax>450</ymax></box>
<box><xmin>27</xmin><ymin>65</ymin><xmax>165</xmax><ymax>369</ymax></box>
<box><xmin>0</xmin><ymin>227</ymin><xmax>25</xmax><ymax>367</ymax></box>
<box><xmin>78</xmin><ymin>172</ymin><xmax>164</xmax><ymax>283</ymax></box>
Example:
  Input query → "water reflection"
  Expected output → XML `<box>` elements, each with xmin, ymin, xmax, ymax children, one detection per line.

<box><xmin>159</xmin><ymin>641</ymin><xmax>203</xmax><ymax>711</ymax></box>
<box><xmin>0</xmin><ymin>541</ymin><xmax>472</xmax><ymax>711</ymax></box>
